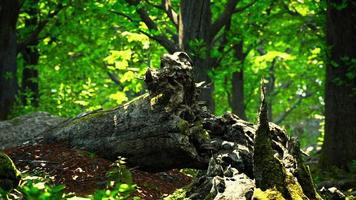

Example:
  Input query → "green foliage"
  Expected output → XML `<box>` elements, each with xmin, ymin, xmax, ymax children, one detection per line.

<box><xmin>12</xmin><ymin>0</ymin><xmax>327</xmax><ymax>159</ymax></box>
<box><xmin>0</xmin><ymin>188</ymin><xmax>6</xmax><ymax>199</ymax></box>
<box><xmin>90</xmin><ymin>183</ymin><xmax>138</xmax><ymax>200</ymax></box>
<box><xmin>211</xmin><ymin>0</ymin><xmax>326</xmax><ymax>149</ymax></box>
<box><xmin>20</xmin><ymin>180</ymin><xmax>69</xmax><ymax>200</ymax></box>
<box><xmin>106</xmin><ymin>157</ymin><xmax>133</xmax><ymax>185</ymax></box>
<box><xmin>163</xmin><ymin>188</ymin><xmax>189</xmax><ymax>200</ymax></box>
<box><xmin>91</xmin><ymin>157</ymin><xmax>139</xmax><ymax>200</ymax></box>
<box><xmin>2</xmin><ymin>164</ymin><xmax>139</xmax><ymax>200</ymax></box>
<box><xmin>12</xmin><ymin>0</ymin><xmax>164</xmax><ymax>118</ymax></box>
<box><xmin>179</xmin><ymin>168</ymin><xmax>199</xmax><ymax>178</ymax></box>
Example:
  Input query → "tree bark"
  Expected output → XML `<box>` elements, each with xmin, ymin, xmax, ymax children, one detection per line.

<box><xmin>179</xmin><ymin>0</ymin><xmax>215</xmax><ymax>112</ymax></box>
<box><xmin>231</xmin><ymin>71</ymin><xmax>246</xmax><ymax>119</ymax></box>
<box><xmin>21</xmin><ymin>48</ymin><xmax>40</xmax><ymax>107</ymax></box>
<box><xmin>266</xmin><ymin>58</ymin><xmax>276</xmax><ymax>122</ymax></box>
<box><xmin>0</xmin><ymin>0</ymin><xmax>20</xmax><ymax>120</ymax></box>
<box><xmin>45</xmin><ymin>52</ymin><xmax>211</xmax><ymax>171</ymax></box>
<box><xmin>320</xmin><ymin>0</ymin><xmax>356</xmax><ymax>170</ymax></box>
<box><xmin>19</xmin><ymin>1</ymin><xmax>40</xmax><ymax>107</ymax></box>
<box><xmin>230</xmin><ymin>41</ymin><xmax>247</xmax><ymax>120</ymax></box>
<box><xmin>122</xmin><ymin>0</ymin><xmax>244</xmax><ymax>113</ymax></box>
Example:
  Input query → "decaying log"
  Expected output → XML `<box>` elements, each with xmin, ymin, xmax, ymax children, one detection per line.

<box><xmin>44</xmin><ymin>52</ymin><xmax>210</xmax><ymax>171</ymax></box>
<box><xmin>1</xmin><ymin>52</ymin><xmax>322</xmax><ymax>199</ymax></box>
<box><xmin>0</xmin><ymin>112</ymin><xmax>64</xmax><ymax>149</ymax></box>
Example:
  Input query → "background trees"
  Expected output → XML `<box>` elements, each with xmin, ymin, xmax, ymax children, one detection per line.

<box><xmin>320</xmin><ymin>0</ymin><xmax>356</xmax><ymax>170</ymax></box>
<box><xmin>0</xmin><ymin>0</ymin><xmax>20</xmax><ymax>120</ymax></box>
<box><xmin>3</xmin><ymin>0</ymin><xmax>354</xmax><ymax>171</ymax></box>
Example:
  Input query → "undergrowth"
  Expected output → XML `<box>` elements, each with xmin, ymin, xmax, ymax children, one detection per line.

<box><xmin>0</xmin><ymin>157</ymin><xmax>140</xmax><ymax>200</ymax></box>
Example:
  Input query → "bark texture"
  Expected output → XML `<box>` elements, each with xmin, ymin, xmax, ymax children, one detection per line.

<box><xmin>230</xmin><ymin>41</ymin><xmax>247</xmax><ymax>120</ymax></box>
<box><xmin>20</xmin><ymin>1</ymin><xmax>40</xmax><ymax>107</ymax></box>
<box><xmin>0</xmin><ymin>0</ymin><xmax>20</xmax><ymax>120</ymax></box>
<box><xmin>122</xmin><ymin>0</ymin><xmax>251</xmax><ymax>113</ymax></box>
<box><xmin>0</xmin><ymin>112</ymin><xmax>64</xmax><ymax>150</ymax></box>
<box><xmin>320</xmin><ymin>0</ymin><xmax>356</xmax><ymax>170</ymax></box>
<box><xmin>45</xmin><ymin>52</ymin><xmax>210</xmax><ymax>171</ymax></box>
<box><xmin>179</xmin><ymin>0</ymin><xmax>215</xmax><ymax>112</ymax></box>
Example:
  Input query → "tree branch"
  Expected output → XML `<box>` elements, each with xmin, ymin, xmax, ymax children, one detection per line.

<box><xmin>107</xmin><ymin>72</ymin><xmax>120</xmax><ymax>85</ymax></box>
<box><xmin>110</xmin><ymin>10</ymin><xmax>137</xmax><ymax>22</ymax></box>
<box><xmin>111</xmin><ymin>9</ymin><xmax>180</xmax><ymax>52</ymax></box>
<box><xmin>269</xmin><ymin>81</ymin><xmax>292</xmax><ymax>97</ymax></box>
<box><xmin>144</xmin><ymin>0</ymin><xmax>163</xmax><ymax>10</ymax></box>
<box><xmin>234</xmin><ymin>0</ymin><xmax>257</xmax><ymax>13</ymax></box>
<box><xmin>274</xmin><ymin>92</ymin><xmax>313</xmax><ymax>124</ymax></box>
<box><xmin>210</xmin><ymin>0</ymin><xmax>240</xmax><ymax>38</ymax></box>
<box><xmin>123</xmin><ymin>0</ymin><xmax>180</xmax><ymax>53</ymax></box>
<box><xmin>17</xmin><ymin>3</ymin><xmax>65</xmax><ymax>52</ymax></box>
<box><xmin>142</xmin><ymin>0</ymin><xmax>179</xmax><ymax>31</ymax></box>
<box><xmin>281</xmin><ymin>1</ymin><xmax>322</xmax><ymax>37</ymax></box>
<box><xmin>162</xmin><ymin>0</ymin><xmax>179</xmax><ymax>28</ymax></box>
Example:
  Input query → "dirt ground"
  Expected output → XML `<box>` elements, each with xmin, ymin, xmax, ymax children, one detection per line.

<box><xmin>4</xmin><ymin>143</ymin><xmax>192</xmax><ymax>199</ymax></box>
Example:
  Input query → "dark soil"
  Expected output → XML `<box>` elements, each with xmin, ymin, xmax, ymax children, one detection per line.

<box><xmin>4</xmin><ymin>143</ymin><xmax>192</xmax><ymax>199</ymax></box>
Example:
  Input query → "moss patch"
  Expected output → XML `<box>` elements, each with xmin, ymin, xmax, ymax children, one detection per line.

<box><xmin>284</xmin><ymin>171</ymin><xmax>308</xmax><ymax>200</ymax></box>
<box><xmin>253</xmin><ymin>187</ymin><xmax>285</xmax><ymax>200</ymax></box>
<box><xmin>0</xmin><ymin>152</ymin><xmax>21</xmax><ymax>191</ymax></box>
<box><xmin>177</xmin><ymin>119</ymin><xmax>190</xmax><ymax>135</ymax></box>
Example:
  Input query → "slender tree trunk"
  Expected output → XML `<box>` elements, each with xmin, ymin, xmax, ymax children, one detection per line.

<box><xmin>0</xmin><ymin>0</ymin><xmax>20</xmax><ymax>120</ymax></box>
<box><xmin>179</xmin><ymin>0</ymin><xmax>215</xmax><ymax>112</ymax></box>
<box><xmin>230</xmin><ymin>41</ymin><xmax>247</xmax><ymax>119</ymax></box>
<box><xmin>231</xmin><ymin>71</ymin><xmax>246</xmax><ymax>119</ymax></box>
<box><xmin>320</xmin><ymin>1</ymin><xmax>356</xmax><ymax>170</ymax></box>
<box><xmin>266</xmin><ymin>59</ymin><xmax>276</xmax><ymax>122</ymax></box>
<box><xmin>20</xmin><ymin>1</ymin><xmax>40</xmax><ymax>107</ymax></box>
<box><xmin>256</xmin><ymin>48</ymin><xmax>275</xmax><ymax>121</ymax></box>
<box><xmin>21</xmin><ymin>48</ymin><xmax>39</xmax><ymax>107</ymax></box>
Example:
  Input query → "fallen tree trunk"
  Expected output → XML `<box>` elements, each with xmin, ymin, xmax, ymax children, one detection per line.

<box><xmin>2</xmin><ymin>52</ymin><xmax>322</xmax><ymax>199</ymax></box>
<box><xmin>44</xmin><ymin>52</ymin><xmax>211</xmax><ymax>171</ymax></box>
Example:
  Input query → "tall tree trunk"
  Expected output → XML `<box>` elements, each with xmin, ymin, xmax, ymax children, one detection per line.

<box><xmin>320</xmin><ymin>0</ymin><xmax>356</xmax><ymax>170</ymax></box>
<box><xmin>21</xmin><ymin>48</ymin><xmax>39</xmax><ymax>107</ymax></box>
<box><xmin>20</xmin><ymin>1</ymin><xmax>40</xmax><ymax>107</ymax></box>
<box><xmin>231</xmin><ymin>71</ymin><xmax>246</xmax><ymax>119</ymax></box>
<box><xmin>231</xmin><ymin>41</ymin><xmax>247</xmax><ymax>119</ymax></box>
<box><xmin>179</xmin><ymin>0</ymin><xmax>215</xmax><ymax>112</ymax></box>
<box><xmin>256</xmin><ymin>48</ymin><xmax>276</xmax><ymax>121</ymax></box>
<box><xmin>0</xmin><ymin>0</ymin><xmax>20</xmax><ymax>120</ymax></box>
<box><xmin>266</xmin><ymin>59</ymin><xmax>276</xmax><ymax>122</ymax></box>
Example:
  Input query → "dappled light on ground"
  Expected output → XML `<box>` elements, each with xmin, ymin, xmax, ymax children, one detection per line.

<box><xmin>4</xmin><ymin>143</ymin><xmax>191</xmax><ymax>199</ymax></box>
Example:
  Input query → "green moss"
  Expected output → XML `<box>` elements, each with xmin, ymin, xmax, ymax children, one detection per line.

<box><xmin>284</xmin><ymin>171</ymin><xmax>308</xmax><ymax>200</ymax></box>
<box><xmin>0</xmin><ymin>152</ymin><xmax>21</xmax><ymax>192</ymax></box>
<box><xmin>164</xmin><ymin>188</ymin><xmax>190</xmax><ymax>200</ymax></box>
<box><xmin>253</xmin><ymin>187</ymin><xmax>285</xmax><ymax>200</ymax></box>
<box><xmin>150</xmin><ymin>93</ymin><xmax>163</xmax><ymax>106</ymax></box>
<box><xmin>69</xmin><ymin>110</ymin><xmax>107</xmax><ymax>126</ymax></box>
<box><xmin>203</xmin><ymin>192</ymin><xmax>215</xmax><ymax>200</ymax></box>
<box><xmin>190</xmin><ymin>122</ymin><xmax>210</xmax><ymax>140</ymax></box>
<box><xmin>177</xmin><ymin>119</ymin><xmax>189</xmax><ymax>135</ymax></box>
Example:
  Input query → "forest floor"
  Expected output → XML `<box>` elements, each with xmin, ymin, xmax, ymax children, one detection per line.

<box><xmin>4</xmin><ymin>143</ymin><xmax>192</xmax><ymax>199</ymax></box>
